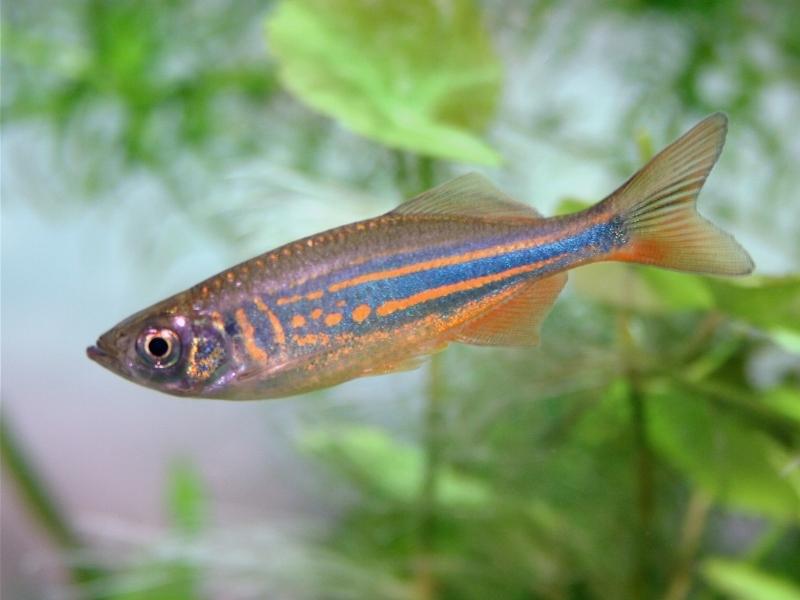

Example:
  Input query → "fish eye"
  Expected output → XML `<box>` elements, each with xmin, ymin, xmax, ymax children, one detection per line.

<box><xmin>137</xmin><ymin>328</ymin><xmax>181</xmax><ymax>368</ymax></box>
<box><xmin>148</xmin><ymin>336</ymin><xmax>170</xmax><ymax>357</ymax></box>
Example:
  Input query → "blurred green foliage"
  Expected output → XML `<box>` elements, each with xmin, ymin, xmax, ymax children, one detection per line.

<box><xmin>2</xmin><ymin>0</ymin><xmax>277</xmax><ymax>192</ymax></box>
<box><xmin>85</xmin><ymin>463</ymin><xmax>207</xmax><ymax>600</ymax></box>
<box><xmin>3</xmin><ymin>0</ymin><xmax>800</xmax><ymax>599</ymax></box>
<box><xmin>266</xmin><ymin>0</ymin><xmax>502</xmax><ymax>165</ymax></box>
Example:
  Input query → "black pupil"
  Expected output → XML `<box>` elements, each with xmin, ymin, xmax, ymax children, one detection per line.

<box><xmin>148</xmin><ymin>336</ymin><xmax>170</xmax><ymax>358</ymax></box>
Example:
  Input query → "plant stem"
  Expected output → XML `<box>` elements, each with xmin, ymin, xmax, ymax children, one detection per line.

<box><xmin>416</xmin><ymin>351</ymin><xmax>445</xmax><ymax>600</ymax></box>
<box><xmin>662</xmin><ymin>491</ymin><xmax>713</xmax><ymax>600</ymax></box>
<box><xmin>0</xmin><ymin>410</ymin><xmax>105</xmax><ymax>590</ymax></box>
<box><xmin>411</xmin><ymin>155</ymin><xmax>442</xmax><ymax>600</ymax></box>
<box><xmin>617</xmin><ymin>304</ymin><xmax>655</xmax><ymax>600</ymax></box>
<box><xmin>630</xmin><ymin>368</ymin><xmax>655</xmax><ymax>600</ymax></box>
<box><xmin>626</xmin><ymin>131</ymin><xmax>656</xmax><ymax>599</ymax></box>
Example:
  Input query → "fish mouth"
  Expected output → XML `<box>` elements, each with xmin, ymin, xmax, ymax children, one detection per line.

<box><xmin>86</xmin><ymin>338</ymin><xmax>118</xmax><ymax>370</ymax></box>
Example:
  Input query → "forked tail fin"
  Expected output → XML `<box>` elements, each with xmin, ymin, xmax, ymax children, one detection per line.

<box><xmin>602</xmin><ymin>113</ymin><xmax>754</xmax><ymax>276</ymax></box>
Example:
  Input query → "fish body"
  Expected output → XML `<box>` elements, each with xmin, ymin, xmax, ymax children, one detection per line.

<box><xmin>88</xmin><ymin>114</ymin><xmax>754</xmax><ymax>399</ymax></box>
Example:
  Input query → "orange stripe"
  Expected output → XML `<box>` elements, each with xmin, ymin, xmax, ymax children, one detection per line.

<box><xmin>375</xmin><ymin>257</ymin><xmax>559</xmax><ymax>317</ymax></box>
<box><xmin>235</xmin><ymin>308</ymin><xmax>269</xmax><ymax>363</ymax></box>
<box><xmin>253</xmin><ymin>297</ymin><xmax>286</xmax><ymax>346</ymax></box>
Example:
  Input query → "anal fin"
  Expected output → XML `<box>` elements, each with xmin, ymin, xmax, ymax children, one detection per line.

<box><xmin>454</xmin><ymin>272</ymin><xmax>567</xmax><ymax>347</ymax></box>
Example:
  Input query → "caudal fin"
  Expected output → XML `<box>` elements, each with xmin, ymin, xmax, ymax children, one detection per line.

<box><xmin>604</xmin><ymin>113</ymin><xmax>754</xmax><ymax>276</ymax></box>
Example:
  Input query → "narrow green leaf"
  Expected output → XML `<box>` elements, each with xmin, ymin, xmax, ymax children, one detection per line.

<box><xmin>265</xmin><ymin>0</ymin><xmax>502</xmax><ymax>164</ymax></box>
<box><xmin>702</xmin><ymin>558</ymin><xmax>800</xmax><ymax>600</ymax></box>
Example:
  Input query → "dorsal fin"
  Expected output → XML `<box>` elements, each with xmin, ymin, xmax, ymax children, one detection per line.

<box><xmin>390</xmin><ymin>173</ymin><xmax>544</xmax><ymax>220</ymax></box>
<box><xmin>454</xmin><ymin>272</ymin><xmax>567</xmax><ymax>347</ymax></box>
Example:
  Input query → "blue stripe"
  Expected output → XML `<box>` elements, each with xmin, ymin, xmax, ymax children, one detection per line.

<box><xmin>344</xmin><ymin>222</ymin><xmax>615</xmax><ymax>303</ymax></box>
<box><xmin>270</xmin><ymin>221</ymin><xmax>619</xmax><ymax>332</ymax></box>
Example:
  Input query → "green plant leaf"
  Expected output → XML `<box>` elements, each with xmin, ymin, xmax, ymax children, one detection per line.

<box><xmin>301</xmin><ymin>426</ymin><xmax>490</xmax><ymax>506</ymax></box>
<box><xmin>265</xmin><ymin>0</ymin><xmax>502</xmax><ymax>164</ymax></box>
<box><xmin>646</xmin><ymin>384</ymin><xmax>800</xmax><ymax>520</ymax></box>
<box><xmin>166</xmin><ymin>461</ymin><xmax>206</xmax><ymax>535</ymax></box>
<box><xmin>639</xmin><ymin>268</ymin><xmax>715</xmax><ymax>311</ymax></box>
<box><xmin>705</xmin><ymin>276</ymin><xmax>800</xmax><ymax>334</ymax></box>
<box><xmin>702</xmin><ymin>558</ymin><xmax>800</xmax><ymax>600</ymax></box>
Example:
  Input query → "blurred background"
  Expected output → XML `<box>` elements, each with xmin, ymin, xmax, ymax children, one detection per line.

<box><xmin>2</xmin><ymin>1</ymin><xmax>799</xmax><ymax>598</ymax></box>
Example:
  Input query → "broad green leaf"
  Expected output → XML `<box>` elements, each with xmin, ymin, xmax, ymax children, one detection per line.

<box><xmin>266</xmin><ymin>0</ymin><xmax>502</xmax><ymax>164</ymax></box>
<box><xmin>166</xmin><ymin>461</ymin><xmax>206</xmax><ymax>535</ymax></box>
<box><xmin>301</xmin><ymin>426</ymin><xmax>490</xmax><ymax>506</ymax></box>
<box><xmin>647</xmin><ymin>384</ymin><xmax>800</xmax><ymax>520</ymax></box>
<box><xmin>638</xmin><ymin>268</ymin><xmax>714</xmax><ymax>311</ymax></box>
<box><xmin>702</xmin><ymin>558</ymin><xmax>800</xmax><ymax>600</ymax></box>
<box><xmin>705</xmin><ymin>276</ymin><xmax>800</xmax><ymax>334</ymax></box>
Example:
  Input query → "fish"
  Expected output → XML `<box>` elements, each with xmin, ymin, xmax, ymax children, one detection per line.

<box><xmin>87</xmin><ymin>113</ymin><xmax>753</xmax><ymax>400</ymax></box>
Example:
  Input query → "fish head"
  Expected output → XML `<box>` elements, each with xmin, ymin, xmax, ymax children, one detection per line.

<box><xmin>87</xmin><ymin>302</ymin><xmax>232</xmax><ymax>397</ymax></box>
